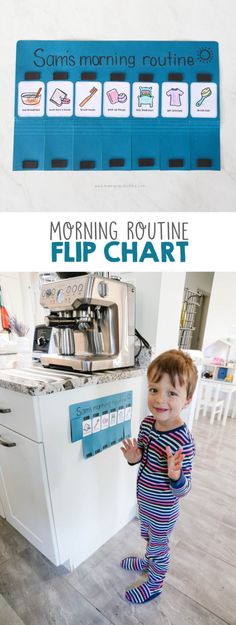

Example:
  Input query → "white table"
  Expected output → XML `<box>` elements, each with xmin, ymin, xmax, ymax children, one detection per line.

<box><xmin>195</xmin><ymin>379</ymin><xmax>236</xmax><ymax>426</ymax></box>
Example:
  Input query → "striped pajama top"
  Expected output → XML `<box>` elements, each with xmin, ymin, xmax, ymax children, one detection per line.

<box><xmin>136</xmin><ymin>416</ymin><xmax>196</xmax><ymax>506</ymax></box>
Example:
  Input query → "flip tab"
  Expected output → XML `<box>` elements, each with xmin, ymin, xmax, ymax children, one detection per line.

<box><xmin>109</xmin><ymin>158</ymin><xmax>125</xmax><ymax>167</ymax></box>
<box><xmin>168</xmin><ymin>73</ymin><xmax>183</xmax><ymax>81</ymax></box>
<box><xmin>197</xmin><ymin>158</ymin><xmax>213</xmax><ymax>168</ymax></box>
<box><xmin>110</xmin><ymin>72</ymin><xmax>126</xmax><ymax>81</ymax></box>
<box><xmin>22</xmin><ymin>159</ymin><xmax>38</xmax><ymax>169</ymax></box>
<box><xmin>79</xmin><ymin>160</ymin><xmax>96</xmax><ymax>169</ymax></box>
<box><xmin>169</xmin><ymin>158</ymin><xmax>184</xmax><ymax>168</ymax></box>
<box><xmin>139</xmin><ymin>73</ymin><xmax>154</xmax><ymax>82</ymax></box>
<box><xmin>53</xmin><ymin>72</ymin><xmax>69</xmax><ymax>80</ymax></box>
<box><xmin>51</xmin><ymin>159</ymin><xmax>68</xmax><ymax>168</ymax></box>
<box><xmin>138</xmin><ymin>158</ymin><xmax>155</xmax><ymax>167</ymax></box>
<box><xmin>81</xmin><ymin>72</ymin><xmax>97</xmax><ymax>80</ymax></box>
<box><xmin>24</xmin><ymin>71</ymin><xmax>41</xmax><ymax>80</ymax></box>
<box><xmin>197</xmin><ymin>73</ymin><xmax>212</xmax><ymax>82</ymax></box>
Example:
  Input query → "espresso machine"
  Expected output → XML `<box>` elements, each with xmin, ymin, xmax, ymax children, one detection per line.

<box><xmin>39</xmin><ymin>274</ymin><xmax>135</xmax><ymax>372</ymax></box>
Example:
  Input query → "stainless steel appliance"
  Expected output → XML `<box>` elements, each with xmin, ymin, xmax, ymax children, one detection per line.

<box><xmin>39</xmin><ymin>274</ymin><xmax>135</xmax><ymax>372</ymax></box>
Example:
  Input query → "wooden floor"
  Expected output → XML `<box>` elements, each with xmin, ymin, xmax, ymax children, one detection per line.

<box><xmin>0</xmin><ymin>414</ymin><xmax>236</xmax><ymax>625</ymax></box>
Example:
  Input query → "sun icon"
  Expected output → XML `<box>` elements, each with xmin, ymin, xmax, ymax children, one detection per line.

<box><xmin>197</xmin><ymin>47</ymin><xmax>214</xmax><ymax>63</ymax></box>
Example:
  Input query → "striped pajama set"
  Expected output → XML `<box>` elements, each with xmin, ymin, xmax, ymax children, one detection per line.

<box><xmin>122</xmin><ymin>415</ymin><xmax>196</xmax><ymax>604</ymax></box>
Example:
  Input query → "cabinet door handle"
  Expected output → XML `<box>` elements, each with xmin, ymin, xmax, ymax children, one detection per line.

<box><xmin>0</xmin><ymin>436</ymin><xmax>16</xmax><ymax>448</ymax></box>
<box><xmin>0</xmin><ymin>408</ymin><xmax>12</xmax><ymax>413</ymax></box>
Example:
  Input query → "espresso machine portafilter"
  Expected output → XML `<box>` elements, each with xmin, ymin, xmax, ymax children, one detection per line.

<box><xmin>39</xmin><ymin>274</ymin><xmax>135</xmax><ymax>372</ymax></box>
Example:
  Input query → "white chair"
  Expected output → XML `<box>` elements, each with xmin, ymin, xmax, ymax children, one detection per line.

<box><xmin>195</xmin><ymin>380</ymin><xmax>224</xmax><ymax>425</ymax></box>
<box><xmin>219</xmin><ymin>386</ymin><xmax>236</xmax><ymax>426</ymax></box>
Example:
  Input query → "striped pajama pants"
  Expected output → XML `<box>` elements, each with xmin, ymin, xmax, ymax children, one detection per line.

<box><xmin>138</xmin><ymin>490</ymin><xmax>180</xmax><ymax>592</ymax></box>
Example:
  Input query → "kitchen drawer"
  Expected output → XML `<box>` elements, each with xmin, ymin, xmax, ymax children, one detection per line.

<box><xmin>0</xmin><ymin>388</ymin><xmax>42</xmax><ymax>441</ymax></box>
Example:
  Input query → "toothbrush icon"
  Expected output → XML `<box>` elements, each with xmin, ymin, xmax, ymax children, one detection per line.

<box><xmin>196</xmin><ymin>87</ymin><xmax>212</xmax><ymax>107</ymax></box>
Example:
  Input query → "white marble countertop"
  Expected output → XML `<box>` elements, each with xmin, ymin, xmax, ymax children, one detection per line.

<box><xmin>1</xmin><ymin>0</ymin><xmax>236</xmax><ymax>212</ymax></box>
<box><xmin>0</xmin><ymin>363</ymin><xmax>147</xmax><ymax>396</ymax></box>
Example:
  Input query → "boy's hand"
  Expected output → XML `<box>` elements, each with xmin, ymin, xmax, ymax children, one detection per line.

<box><xmin>166</xmin><ymin>446</ymin><xmax>184</xmax><ymax>481</ymax></box>
<box><xmin>121</xmin><ymin>438</ymin><xmax>142</xmax><ymax>464</ymax></box>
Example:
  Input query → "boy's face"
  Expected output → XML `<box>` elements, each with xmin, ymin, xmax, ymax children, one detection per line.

<box><xmin>148</xmin><ymin>371</ymin><xmax>191</xmax><ymax>426</ymax></box>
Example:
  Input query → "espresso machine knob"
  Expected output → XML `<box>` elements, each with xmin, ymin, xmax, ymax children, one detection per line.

<box><xmin>98</xmin><ymin>281</ymin><xmax>108</xmax><ymax>298</ymax></box>
<box><xmin>37</xmin><ymin>336</ymin><xmax>48</xmax><ymax>347</ymax></box>
<box><xmin>46</xmin><ymin>288</ymin><xmax>52</xmax><ymax>297</ymax></box>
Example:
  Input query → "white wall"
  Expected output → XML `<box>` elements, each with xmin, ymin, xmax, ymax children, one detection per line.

<box><xmin>0</xmin><ymin>273</ymin><xmax>25</xmax><ymax>322</ymax></box>
<box><xmin>121</xmin><ymin>272</ymin><xmax>186</xmax><ymax>354</ymax></box>
<box><xmin>154</xmin><ymin>273</ymin><xmax>186</xmax><ymax>355</ymax></box>
<box><xmin>123</xmin><ymin>273</ymin><xmax>162</xmax><ymax>349</ymax></box>
<box><xmin>0</xmin><ymin>273</ymin><xmax>45</xmax><ymax>347</ymax></box>
<box><xmin>203</xmin><ymin>273</ymin><xmax>236</xmax><ymax>348</ymax></box>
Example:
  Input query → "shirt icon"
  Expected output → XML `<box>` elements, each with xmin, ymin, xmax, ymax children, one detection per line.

<box><xmin>161</xmin><ymin>82</ymin><xmax>188</xmax><ymax>118</ymax></box>
<box><xmin>166</xmin><ymin>88</ymin><xmax>184</xmax><ymax>107</ymax></box>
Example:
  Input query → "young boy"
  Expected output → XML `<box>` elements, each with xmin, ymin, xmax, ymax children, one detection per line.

<box><xmin>121</xmin><ymin>349</ymin><xmax>197</xmax><ymax>605</ymax></box>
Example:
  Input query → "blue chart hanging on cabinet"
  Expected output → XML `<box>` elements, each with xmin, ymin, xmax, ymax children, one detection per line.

<box><xmin>69</xmin><ymin>391</ymin><xmax>132</xmax><ymax>459</ymax></box>
<box><xmin>14</xmin><ymin>41</ymin><xmax>220</xmax><ymax>171</ymax></box>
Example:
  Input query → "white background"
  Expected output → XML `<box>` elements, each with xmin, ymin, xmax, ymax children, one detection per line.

<box><xmin>0</xmin><ymin>0</ymin><xmax>235</xmax><ymax>212</ymax></box>
<box><xmin>0</xmin><ymin>212</ymin><xmax>235</xmax><ymax>272</ymax></box>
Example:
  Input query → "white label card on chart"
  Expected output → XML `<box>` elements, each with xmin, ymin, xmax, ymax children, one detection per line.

<box><xmin>190</xmin><ymin>83</ymin><xmax>217</xmax><ymax>118</ymax></box>
<box><xmin>117</xmin><ymin>408</ymin><xmax>125</xmax><ymax>423</ymax></box>
<box><xmin>109</xmin><ymin>410</ymin><xmax>117</xmax><ymax>426</ymax></box>
<box><xmin>161</xmin><ymin>82</ymin><xmax>188</xmax><ymax>118</ymax></box>
<box><xmin>83</xmin><ymin>418</ymin><xmax>92</xmax><ymax>437</ymax></box>
<box><xmin>101</xmin><ymin>413</ymin><xmax>109</xmax><ymax>430</ymax></box>
<box><xmin>132</xmin><ymin>82</ymin><xmax>159</xmax><ymax>118</ymax></box>
<box><xmin>92</xmin><ymin>415</ymin><xmax>101</xmax><ymax>433</ymax></box>
<box><xmin>46</xmin><ymin>81</ymin><xmax>74</xmax><ymax>116</ymax></box>
<box><xmin>103</xmin><ymin>82</ymin><xmax>130</xmax><ymax>117</ymax></box>
<box><xmin>75</xmin><ymin>82</ymin><xmax>102</xmax><ymax>117</ymax></box>
<box><xmin>125</xmin><ymin>406</ymin><xmax>132</xmax><ymax>421</ymax></box>
<box><xmin>18</xmin><ymin>81</ymin><xmax>45</xmax><ymax>117</ymax></box>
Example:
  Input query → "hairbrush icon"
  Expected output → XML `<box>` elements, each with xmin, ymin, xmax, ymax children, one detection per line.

<box><xmin>196</xmin><ymin>87</ymin><xmax>212</xmax><ymax>107</ymax></box>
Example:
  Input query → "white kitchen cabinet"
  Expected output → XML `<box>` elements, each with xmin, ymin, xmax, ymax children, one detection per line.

<box><xmin>0</xmin><ymin>388</ymin><xmax>58</xmax><ymax>563</ymax></box>
<box><xmin>0</xmin><ymin>374</ymin><xmax>147</xmax><ymax>570</ymax></box>
<box><xmin>0</xmin><ymin>424</ymin><xmax>59</xmax><ymax>564</ymax></box>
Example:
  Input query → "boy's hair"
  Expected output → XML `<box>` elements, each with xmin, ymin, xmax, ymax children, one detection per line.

<box><xmin>147</xmin><ymin>349</ymin><xmax>198</xmax><ymax>399</ymax></box>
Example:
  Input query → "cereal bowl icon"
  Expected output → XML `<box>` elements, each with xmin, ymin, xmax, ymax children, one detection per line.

<box><xmin>21</xmin><ymin>88</ymin><xmax>42</xmax><ymax>106</ymax></box>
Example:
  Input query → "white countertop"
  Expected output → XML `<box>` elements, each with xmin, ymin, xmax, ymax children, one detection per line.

<box><xmin>0</xmin><ymin>361</ymin><xmax>148</xmax><ymax>396</ymax></box>
<box><xmin>201</xmin><ymin>377</ymin><xmax>236</xmax><ymax>389</ymax></box>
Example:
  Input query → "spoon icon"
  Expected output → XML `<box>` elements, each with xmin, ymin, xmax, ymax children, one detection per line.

<box><xmin>196</xmin><ymin>87</ymin><xmax>212</xmax><ymax>107</ymax></box>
